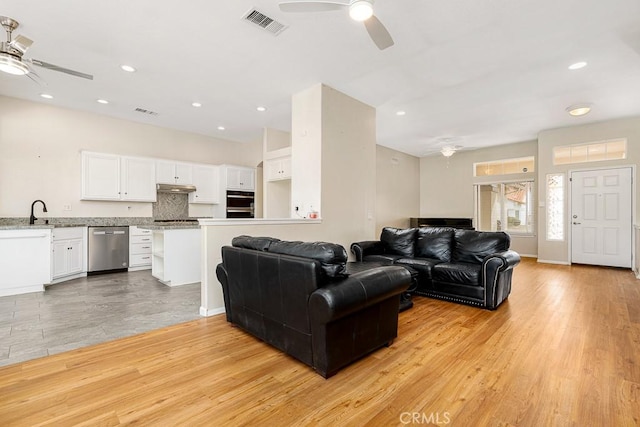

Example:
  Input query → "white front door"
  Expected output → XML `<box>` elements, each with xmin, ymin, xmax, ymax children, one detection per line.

<box><xmin>570</xmin><ymin>167</ymin><xmax>632</xmax><ymax>268</ymax></box>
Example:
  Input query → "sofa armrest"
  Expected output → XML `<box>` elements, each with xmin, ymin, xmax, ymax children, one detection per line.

<box><xmin>216</xmin><ymin>263</ymin><xmax>232</xmax><ymax>322</ymax></box>
<box><xmin>350</xmin><ymin>240</ymin><xmax>385</xmax><ymax>262</ymax></box>
<box><xmin>308</xmin><ymin>266</ymin><xmax>410</xmax><ymax>324</ymax></box>
<box><xmin>482</xmin><ymin>250</ymin><xmax>520</xmax><ymax>309</ymax></box>
<box><xmin>483</xmin><ymin>250</ymin><xmax>521</xmax><ymax>272</ymax></box>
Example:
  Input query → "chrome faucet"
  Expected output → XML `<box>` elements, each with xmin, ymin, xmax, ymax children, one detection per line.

<box><xmin>29</xmin><ymin>200</ymin><xmax>48</xmax><ymax>225</ymax></box>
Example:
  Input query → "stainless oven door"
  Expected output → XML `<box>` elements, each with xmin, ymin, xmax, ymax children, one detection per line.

<box><xmin>226</xmin><ymin>190</ymin><xmax>254</xmax><ymax>218</ymax></box>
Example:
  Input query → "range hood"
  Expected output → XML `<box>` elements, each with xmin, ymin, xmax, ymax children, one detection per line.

<box><xmin>156</xmin><ymin>183</ymin><xmax>197</xmax><ymax>193</ymax></box>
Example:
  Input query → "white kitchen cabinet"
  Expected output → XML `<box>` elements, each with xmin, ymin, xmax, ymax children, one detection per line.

<box><xmin>81</xmin><ymin>152</ymin><xmax>156</xmax><ymax>202</ymax></box>
<box><xmin>121</xmin><ymin>156</ymin><xmax>157</xmax><ymax>201</ymax></box>
<box><xmin>265</xmin><ymin>156</ymin><xmax>291</xmax><ymax>181</ymax></box>
<box><xmin>81</xmin><ymin>152</ymin><xmax>121</xmax><ymax>200</ymax></box>
<box><xmin>51</xmin><ymin>227</ymin><xmax>85</xmax><ymax>281</ymax></box>
<box><xmin>226</xmin><ymin>166</ymin><xmax>255</xmax><ymax>191</ymax></box>
<box><xmin>129</xmin><ymin>226</ymin><xmax>153</xmax><ymax>270</ymax></box>
<box><xmin>189</xmin><ymin>165</ymin><xmax>220</xmax><ymax>204</ymax></box>
<box><xmin>156</xmin><ymin>161</ymin><xmax>193</xmax><ymax>185</ymax></box>
<box><xmin>151</xmin><ymin>228</ymin><xmax>201</xmax><ymax>286</ymax></box>
<box><xmin>0</xmin><ymin>229</ymin><xmax>52</xmax><ymax>296</ymax></box>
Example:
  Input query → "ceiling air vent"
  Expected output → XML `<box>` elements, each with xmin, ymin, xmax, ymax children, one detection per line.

<box><xmin>242</xmin><ymin>8</ymin><xmax>288</xmax><ymax>36</ymax></box>
<box><xmin>134</xmin><ymin>107</ymin><xmax>159</xmax><ymax>116</ymax></box>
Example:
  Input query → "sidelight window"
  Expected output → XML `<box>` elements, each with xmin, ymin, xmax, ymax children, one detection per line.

<box><xmin>546</xmin><ymin>173</ymin><xmax>565</xmax><ymax>241</ymax></box>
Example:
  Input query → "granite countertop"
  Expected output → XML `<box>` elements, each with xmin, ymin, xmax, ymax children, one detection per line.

<box><xmin>0</xmin><ymin>223</ymin><xmax>88</xmax><ymax>230</ymax></box>
<box><xmin>137</xmin><ymin>224</ymin><xmax>200</xmax><ymax>230</ymax></box>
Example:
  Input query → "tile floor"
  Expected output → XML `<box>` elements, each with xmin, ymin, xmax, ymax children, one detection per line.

<box><xmin>0</xmin><ymin>270</ymin><xmax>201</xmax><ymax>367</ymax></box>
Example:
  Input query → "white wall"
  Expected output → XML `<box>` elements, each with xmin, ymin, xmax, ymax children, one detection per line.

<box><xmin>537</xmin><ymin>116</ymin><xmax>640</xmax><ymax>263</ymax></box>
<box><xmin>419</xmin><ymin>140</ymin><xmax>538</xmax><ymax>256</ymax></box>
<box><xmin>0</xmin><ymin>96</ymin><xmax>262</xmax><ymax>218</ymax></box>
<box><xmin>376</xmin><ymin>145</ymin><xmax>420</xmax><ymax>235</ymax></box>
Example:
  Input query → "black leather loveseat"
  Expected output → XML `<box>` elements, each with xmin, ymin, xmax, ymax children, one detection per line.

<box><xmin>216</xmin><ymin>235</ymin><xmax>411</xmax><ymax>378</ymax></box>
<box><xmin>351</xmin><ymin>227</ymin><xmax>520</xmax><ymax>310</ymax></box>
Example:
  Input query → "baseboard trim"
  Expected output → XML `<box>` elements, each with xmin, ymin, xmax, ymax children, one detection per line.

<box><xmin>200</xmin><ymin>306</ymin><xmax>225</xmax><ymax>317</ymax></box>
<box><xmin>536</xmin><ymin>259</ymin><xmax>571</xmax><ymax>265</ymax></box>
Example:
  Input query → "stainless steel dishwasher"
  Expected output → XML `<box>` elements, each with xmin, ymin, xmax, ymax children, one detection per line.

<box><xmin>87</xmin><ymin>226</ymin><xmax>129</xmax><ymax>273</ymax></box>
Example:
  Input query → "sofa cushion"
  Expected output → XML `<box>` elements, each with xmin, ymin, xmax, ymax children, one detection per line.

<box><xmin>396</xmin><ymin>257</ymin><xmax>441</xmax><ymax>280</ymax></box>
<box><xmin>362</xmin><ymin>254</ymin><xmax>403</xmax><ymax>264</ymax></box>
<box><xmin>453</xmin><ymin>230</ymin><xmax>510</xmax><ymax>264</ymax></box>
<box><xmin>232</xmin><ymin>235</ymin><xmax>281</xmax><ymax>251</ymax></box>
<box><xmin>380</xmin><ymin>227</ymin><xmax>417</xmax><ymax>257</ymax></box>
<box><xmin>432</xmin><ymin>262</ymin><xmax>482</xmax><ymax>287</ymax></box>
<box><xmin>415</xmin><ymin>227</ymin><xmax>455</xmax><ymax>262</ymax></box>
<box><xmin>269</xmin><ymin>240</ymin><xmax>348</xmax><ymax>278</ymax></box>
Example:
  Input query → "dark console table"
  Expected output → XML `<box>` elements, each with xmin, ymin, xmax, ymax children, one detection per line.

<box><xmin>410</xmin><ymin>217</ymin><xmax>474</xmax><ymax>229</ymax></box>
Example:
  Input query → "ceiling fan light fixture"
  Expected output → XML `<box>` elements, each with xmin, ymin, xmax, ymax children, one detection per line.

<box><xmin>441</xmin><ymin>146</ymin><xmax>456</xmax><ymax>157</ymax></box>
<box><xmin>349</xmin><ymin>0</ymin><xmax>374</xmax><ymax>21</ymax></box>
<box><xmin>566</xmin><ymin>104</ymin><xmax>591</xmax><ymax>116</ymax></box>
<box><xmin>0</xmin><ymin>52</ymin><xmax>29</xmax><ymax>75</ymax></box>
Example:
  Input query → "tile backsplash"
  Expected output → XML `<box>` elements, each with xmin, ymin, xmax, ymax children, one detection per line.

<box><xmin>152</xmin><ymin>192</ymin><xmax>189</xmax><ymax>220</ymax></box>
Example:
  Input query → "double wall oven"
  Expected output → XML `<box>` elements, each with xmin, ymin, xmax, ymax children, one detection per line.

<box><xmin>226</xmin><ymin>190</ymin><xmax>254</xmax><ymax>218</ymax></box>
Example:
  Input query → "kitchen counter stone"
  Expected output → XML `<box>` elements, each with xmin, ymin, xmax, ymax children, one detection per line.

<box><xmin>138</xmin><ymin>224</ymin><xmax>200</xmax><ymax>230</ymax></box>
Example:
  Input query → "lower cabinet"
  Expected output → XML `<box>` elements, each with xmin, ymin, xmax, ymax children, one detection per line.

<box><xmin>152</xmin><ymin>228</ymin><xmax>201</xmax><ymax>286</ymax></box>
<box><xmin>0</xmin><ymin>229</ymin><xmax>52</xmax><ymax>296</ymax></box>
<box><xmin>51</xmin><ymin>227</ymin><xmax>86</xmax><ymax>281</ymax></box>
<box><xmin>129</xmin><ymin>226</ymin><xmax>153</xmax><ymax>270</ymax></box>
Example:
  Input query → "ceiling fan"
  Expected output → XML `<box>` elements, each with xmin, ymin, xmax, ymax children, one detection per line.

<box><xmin>279</xmin><ymin>0</ymin><xmax>394</xmax><ymax>50</ymax></box>
<box><xmin>0</xmin><ymin>15</ymin><xmax>93</xmax><ymax>81</ymax></box>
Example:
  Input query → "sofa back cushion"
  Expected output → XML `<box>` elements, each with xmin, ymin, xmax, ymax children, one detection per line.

<box><xmin>415</xmin><ymin>227</ymin><xmax>455</xmax><ymax>261</ymax></box>
<box><xmin>269</xmin><ymin>240</ymin><xmax>348</xmax><ymax>279</ymax></box>
<box><xmin>453</xmin><ymin>230</ymin><xmax>510</xmax><ymax>264</ymax></box>
<box><xmin>232</xmin><ymin>235</ymin><xmax>281</xmax><ymax>251</ymax></box>
<box><xmin>380</xmin><ymin>227</ymin><xmax>417</xmax><ymax>257</ymax></box>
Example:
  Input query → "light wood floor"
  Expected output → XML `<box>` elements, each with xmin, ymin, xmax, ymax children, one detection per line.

<box><xmin>0</xmin><ymin>258</ymin><xmax>638</xmax><ymax>426</ymax></box>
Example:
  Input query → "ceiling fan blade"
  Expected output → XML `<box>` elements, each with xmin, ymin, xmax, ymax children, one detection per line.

<box><xmin>29</xmin><ymin>58</ymin><xmax>93</xmax><ymax>80</ymax></box>
<box><xmin>25</xmin><ymin>67</ymin><xmax>46</xmax><ymax>86</ymax></box>
<box><xmin>364</xmin><ymin>15</ymin><xmax>394</xmax><ymax>50</ymax></box>
<box><xmin>10</xmin><ymin>34</ymin><xmax>33</xmax><ymax>55</ymax></box>
<box><xmin>279</xmin><ymin>0</ymin><xmax>349</xmax><ymax>13</ymax></box>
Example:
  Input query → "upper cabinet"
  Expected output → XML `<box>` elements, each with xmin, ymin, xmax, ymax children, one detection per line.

<box><xmin>121</xmin><ymin>156</ymin><xmax>157</xmax><ymax>201</ymax></box>
<box><xmin>265</xmin><ymin>156</ymin><xmax>291</xmax><ymax>182</ymax></box>
<box><xmin>189</xmin><ymin>165</ymin><xmax>220</xmax><ymax>204</ymax></box>
<box><xmin>156</xmin><ymin>161</ymin><xmax>193</xmax><ymax>185</ymax></box>
<box><xmin>225</xmin><ymin>166</ymin><xmax>255</xmax><ymax>191</ymax></box>
<box><xmin>81</xmin><ymin>152</ymin><xmax>156</xmax><ymax>202</ymax></box>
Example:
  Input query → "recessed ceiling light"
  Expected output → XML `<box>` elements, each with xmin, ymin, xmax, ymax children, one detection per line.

<box><xmin>568</xmin><ymin>61</ymin><xmax>587</xmax><ymax>70</ymax></box>
<box><xmin>256</xmin><ymin>106</ymin><xmax>267</xmax><ymax>112</ymax></box>
<box><xmin>396</xmin><ymin>111</ymin><xmax>406</xmax><ymax>116</ymax></box>
<box><xmin>566</xmin><ymin>104</ymin><xmax>592</xmax><ymax>116</ymax></box>
<box><xmin>217</xmin><ymin>126</ymin><xmax>225</xmax><ymax>131</ymax></box>
<box><xmin>192</xmin><ymin>102</ymin><xmax>202</xmax><ymax>108</ymax></box>
<box><xmin>120</xmin><ymin>64</ymin><xmax>136</xmax><ymax>73</ymax></box>
<box><xmin>97</xmin><ymin>99</ymin><xmax>109</xmax><ymax>104</ymax></box>
<box><xmin>39</xmin><ymin>93</ymin><xmax>53</xmax><ymax>99</ymax></box>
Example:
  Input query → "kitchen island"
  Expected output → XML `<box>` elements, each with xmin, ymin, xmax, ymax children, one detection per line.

<box><xmin>138</xmin><ymin>224</ymin><xmax>201</xmax><ymax>287</ymax></box>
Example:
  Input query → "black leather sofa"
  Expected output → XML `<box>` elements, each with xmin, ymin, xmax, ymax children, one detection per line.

<box><xmin>216</xmin><ymin>235</ymin><xmax>411</xmax><ymax>378</ymax></box>
<box><xmin>351</xmin><ymin>227</ymin><xmax>520</xmax><ymax>310</ymax></box>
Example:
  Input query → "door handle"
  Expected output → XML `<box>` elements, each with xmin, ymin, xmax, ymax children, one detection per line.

<box><xmin>573</xmin><ymin>222</ymin><xmax>581</xmax><ymax>225</ymax></box>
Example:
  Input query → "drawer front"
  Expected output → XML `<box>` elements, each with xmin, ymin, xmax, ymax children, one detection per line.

<box><xmin>52</xmin><ymin>227</ymin><xmax>84</xmax><ymax>241</ymax></box>
<box><xmin>130</xmin><ymin>235</ymin><xmax>153</xmax><ymax>245</ymax></box>
<box><xmin>130</xmin><ymin>226</ymin><xmax>152</xmax><ymax>236</ymax></box>
<box><xmin>130</xmin><ymin>242</ymin><xmax>152</xmax><ymax>255</ymax></box>
<box><xmin>130</xmin><ymin>253</ymin><xmax>152</xmax><ymax>267</ymax></box>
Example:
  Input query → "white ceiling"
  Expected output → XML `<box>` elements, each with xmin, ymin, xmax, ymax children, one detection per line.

<box><xmin>1</xmin><ymin>0</ymin><xmax>640</xmax><ymax>157</ymax></box>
